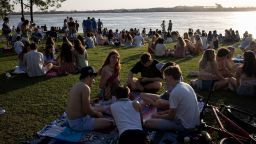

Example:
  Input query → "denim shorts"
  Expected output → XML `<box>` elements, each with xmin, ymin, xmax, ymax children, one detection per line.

<box><xmin>152</xmin><ymin>119</ymin><xmax>186</xmax><ymax>132</ymax></box>
<box><xmin>67</xmin><ymin>115</ymin><xmax>95</xmax><ymax>131</ymax></box>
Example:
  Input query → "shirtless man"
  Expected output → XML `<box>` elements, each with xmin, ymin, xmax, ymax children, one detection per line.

<box><xmin>66</xmin><ymin>66</ymin><xmax>113</xmax><ymax>131</ymax></box>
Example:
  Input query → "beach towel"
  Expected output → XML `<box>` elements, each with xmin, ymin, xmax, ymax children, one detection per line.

<box><xmin>32</xmin><ymin>92</ymin><xmax>156</xmax><ymax>144</ymax></box>
<box><xmin>13</xmin><ymin>66</ymin><xmax>26</xmax><ymax>74</ymax></box>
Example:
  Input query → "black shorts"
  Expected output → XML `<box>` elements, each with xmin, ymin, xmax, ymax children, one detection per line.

<box><xmin>119</xmin><ymin>130</ymin><xmax>148</xmax><ymax>144</ymax></box>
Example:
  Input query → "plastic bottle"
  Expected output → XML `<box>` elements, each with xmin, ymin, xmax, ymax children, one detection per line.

<box><xmin>184</xmin><ymin>136</ymin><xmax>190</xmax><ymax>144</ymax></box>
<box><xmin>5</xmin><ymin>72</ymin><xmax>11</xmax><ymax>79</ymax></box>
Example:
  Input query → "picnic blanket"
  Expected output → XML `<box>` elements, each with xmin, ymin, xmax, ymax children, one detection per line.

<box><xmin>32</xmin><ymin>92</ymin><xmax>156</xmax><ymax>144</ymax></box>
<box><xmin>36</xmin><ymin>113</ymin><xmax>118</xmax><ymax>143</ymax></box>
<box><xmin>31</xmin><ymin>92</ymin><xmax>204</xmax><ymax>144</ymax></box>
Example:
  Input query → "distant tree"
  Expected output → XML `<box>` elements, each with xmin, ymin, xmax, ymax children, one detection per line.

<box><xmin>0</xmin><ymin>0</ymin><xmax>13</xmax><ymax>18</ymax></box>
<box><xmin>14</xmin><ymin>0</ymin><xmax>66</xmax><ymax>23</ymax></box>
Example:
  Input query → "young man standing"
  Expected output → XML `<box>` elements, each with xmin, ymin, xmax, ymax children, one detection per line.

<box><xmin>66</xmin><ymin>66</ymin><xmax>113</xmax><ymax>131</ymax></box>
<box><xmin>144</xmin><ymin>65</ymin><xmax>200</xmax><ymax>132</ymax></box>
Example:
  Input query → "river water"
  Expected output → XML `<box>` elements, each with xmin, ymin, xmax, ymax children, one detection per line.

<box><xmin>3</xmin><ymin>11</ymin><xmax>256</xmax><ymax>36</ymax></box>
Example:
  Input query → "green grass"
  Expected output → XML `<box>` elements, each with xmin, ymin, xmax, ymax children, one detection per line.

<box><xmin>0</xmin><ymin>41</ymin><xmax>256</xmax><ymax>143</ymax></box>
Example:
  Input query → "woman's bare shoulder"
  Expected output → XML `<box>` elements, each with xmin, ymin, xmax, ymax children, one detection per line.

<box><xmin>101</xmin><ymin>66</ymin><xmax>112</xmax><ymax>76</ymax></box>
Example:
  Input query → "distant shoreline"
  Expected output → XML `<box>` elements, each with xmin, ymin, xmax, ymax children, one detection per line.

<box><xmin>11</xmin><ymin>7</ymin><xmax>256</xmax><ymax>15</ymax></box>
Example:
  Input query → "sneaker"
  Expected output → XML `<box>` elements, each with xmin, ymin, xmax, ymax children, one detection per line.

<box><xmin>0</xmin><ymin>107</ymin><xmax>6</xmax><ymax>115</ymax></box>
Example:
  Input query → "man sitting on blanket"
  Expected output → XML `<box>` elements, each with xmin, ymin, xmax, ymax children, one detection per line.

<box><xmin>66</xmin><ymin>66</ymin><xmax>114</xmax><ymax>131</ymax></box>
<box><xmin>127</xmin><ymin>52</ymin><xmax>163</xmax><ymax>93</ymax></box>
<box><xmin>144</xmin><ymin>65</ymin><xmax>200</xmax><ymax>132</ymax></box>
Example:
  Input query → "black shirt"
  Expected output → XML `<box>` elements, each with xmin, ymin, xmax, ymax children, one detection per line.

<box><xmin>130</xmin><ymin>59</ymin><xmax>162</xmax><ymax>78</ymax></box>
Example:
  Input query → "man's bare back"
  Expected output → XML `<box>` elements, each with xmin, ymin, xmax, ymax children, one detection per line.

<box><xmin>66</xmin><ymin>81</ymin><xmax>90</xmax><ymax>120</ymax></box>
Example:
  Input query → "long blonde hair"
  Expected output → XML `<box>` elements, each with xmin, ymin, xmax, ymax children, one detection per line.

<box><xmin>177</xmin><ymin>36</ymin><xmax>186</xmax><ymax>47</ymax></box>
<box><xmin>199</xmin><ymin>49</ymin><xmax>216</xmax><ymax>69</ymax></box>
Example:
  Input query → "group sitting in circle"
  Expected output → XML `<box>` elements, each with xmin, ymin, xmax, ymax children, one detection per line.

<box><xmin>2</xmin><ymin>16</ymin><xmax>256</xmax><ymax>143</ymax></box>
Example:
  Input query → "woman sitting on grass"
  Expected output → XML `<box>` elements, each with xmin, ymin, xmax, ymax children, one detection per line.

<box><xmin>198</xmin><ymin>49</ymin><xmax>228</xmax><ymax>90</ymax></box>
<box><xmin>171</xmin><ymin>36</ymin><xmax>186</xmax><ymax>58</ymax></box>
<box><xmin>18</xmin><ymin>41</ymin><xmax>30</xmax><ymax>72</ymax></box>
<box><xmin>154</xmin><ymin>37</ymin><xmax>167</xmax><ymax>57</ymax></box>
<box><xmin>193</xmin><ymin>34</ymin><xmax>204</xmax><ymax>55</ymax></box>
<box><xmin>226</xmin><ymin>46</ymin><xmax>239</xmax><ymax>75</ymax></box>
<box><xmin>229</xmin><ymin>50</ymin><xmax>256</xmax><ymax>96</ymax></box>
<box><xmin>58</xmin><ymin>37</ymin><xmax>76</xmax><ymax>74</ymax></box>
<box><xmin>183</xmin><ymin>32</ymin><xmax>190</xmax><ymax>41</ymax></box>
<box><xmin>98</xmin><ymin>50</ymin><xmax>121</xmax><ymax>101</ymax></box>
<box><xmin>44</xmin><ymin>44</ymin><xmax>56</xmax><ymax>64</ymax></box>
<box><xmin>45</xmin><ymin>37</ymin><xmax>56</xmax><ymax>55</ymax></box>
<box><xmin>148</xmin><ymin>33</ymin><xmax>160</xmax><ymax>54</ymax></box>
<box><xmin>73</xmin><ymin>39</ymin><xmax>88</xmax><ymax>71</ymax></box>
<box><xmin>125</xmin><ymin>32</ymin><xmax>133</xmax><ymax>47</ymax></box>
<box><xmin>216</xmin><ymin>48</ymin><xmax>233</xmax><ymax>78</ymax></box>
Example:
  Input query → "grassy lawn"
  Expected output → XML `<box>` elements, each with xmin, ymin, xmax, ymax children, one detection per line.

<box><xmin>0</xmin><ymin>40</ymin><xmax>256</xmax><ymax>143</ymax></box>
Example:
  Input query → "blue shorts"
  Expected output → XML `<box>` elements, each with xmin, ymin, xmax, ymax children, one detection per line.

<box><xmin>151</xmin><ymin>119</ymin><xmax>186</xmax><ymax>132</ymax></box>
<box><xmin>67</xmin><ymin>115</ymin><xmax>95</xmax><ymax>131</ymax></box>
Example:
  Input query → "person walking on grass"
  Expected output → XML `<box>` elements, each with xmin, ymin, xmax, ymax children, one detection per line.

<box><xmin>66</xmin><ymin>66</ymin><xmax>114</xmax><ymax>131</ymax></box>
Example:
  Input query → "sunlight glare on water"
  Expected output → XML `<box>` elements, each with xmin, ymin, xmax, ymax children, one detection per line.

<box><xmin>2</xmin><ymin>11</ymin><xmax>256</xmax><ymax>37</ymax></box>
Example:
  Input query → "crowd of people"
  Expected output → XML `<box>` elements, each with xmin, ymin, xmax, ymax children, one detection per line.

<box><xmin>1</xmin><ymin>16</ymin><xmax>256</xmax><ymax>143</ymax></box>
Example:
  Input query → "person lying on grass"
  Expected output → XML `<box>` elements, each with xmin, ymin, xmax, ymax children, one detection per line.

<box><xmin>66</xmin><ymin>66</ymin><xmax>114</xmax><ymax>131</ymax></box>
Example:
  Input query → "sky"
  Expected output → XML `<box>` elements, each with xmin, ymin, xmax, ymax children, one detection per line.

<box><xmin>13</xmin><ymin>0</ymin><xmax>256</xmax><ymax>11</ymax></box>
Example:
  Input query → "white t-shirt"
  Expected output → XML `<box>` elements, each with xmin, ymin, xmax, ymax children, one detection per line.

<box><xmin>169</xmin><ymin>82</ymin><xmax>200</xmax><ymax>129</ymax></box>
<box><xmin>201</xmin><ymin>36</ymin><xmax>208</xmax><ymax>49</ymax></box>
<box><xmin>155</xmin><ymin>43</ymin><xmax>166</xmax><ymax>56</ymax></box>
<box><xmin>133</xmin><ymin>35</ymin><xmax>144</xmax><ymax>47</ymax></box>
<box><xmin>111</xmin><ymin>99</ymin><xmax>143</xmax><ymax>135</ymax></box>
<box><xmin>14</xmin><ymin>41</ymin><xmax>24</xmax><ymax>55</ymax></box>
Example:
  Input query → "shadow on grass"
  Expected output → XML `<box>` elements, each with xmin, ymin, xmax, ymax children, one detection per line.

<box><xmin>0</xmin><ymin>53</ymin><xmax>16</xmax><ymax>58</ymax></box>
<box><xmin>197</xmin><ymin>89</ymin><xmax>256</xmax><ymax>113</ymax></box>
<box><xmin>0</xmin><ymin>73</ymin><xmax>52</xmax><ymax>94</ymax></box>
<box><xmin>121</xmin><ymin>53</ymin><xmax>143</xmax><ymax>64</ymax></box>
<box><xmin>152</xmin><ymin>56</ymin><xmax>193</xmax><ymax>64</ymax></box>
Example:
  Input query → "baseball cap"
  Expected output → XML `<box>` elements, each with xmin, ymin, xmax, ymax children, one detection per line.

<box><xmin>80</xmin><ymin>66</ymin><xmax>97</xmax><ymax>80</ymax></box>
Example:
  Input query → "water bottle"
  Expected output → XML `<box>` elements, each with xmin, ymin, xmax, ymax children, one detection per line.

<box><xmin>5</xmin><ymin>72</ymin><xmax>11</xmax><ymax>79</ymax></box>
<box><xmin>184</xmin><ymin>136</ymin><xmax>190</xmax><ymax>144</ymax></box>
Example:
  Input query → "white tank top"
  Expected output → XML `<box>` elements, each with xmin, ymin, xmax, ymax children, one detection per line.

<box><xmin>110</xmin><ymin>99</ymin><xmax>143</xmax><ymax>135</ymax></box>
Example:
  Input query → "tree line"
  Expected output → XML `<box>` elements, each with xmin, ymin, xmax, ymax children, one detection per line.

<box><xmin>0</xmin><ymin>0</ymin><xmax>66</xmax><ymax>22</ymax></box>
